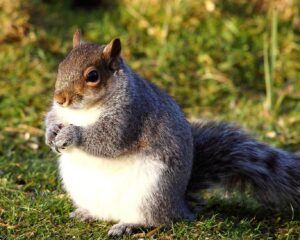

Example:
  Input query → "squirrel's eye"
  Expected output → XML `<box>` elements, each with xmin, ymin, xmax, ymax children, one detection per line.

<box><xmin>86</xmin><ymin>70</ymin><xmax>99</xmax><ymax>82</ymax></box>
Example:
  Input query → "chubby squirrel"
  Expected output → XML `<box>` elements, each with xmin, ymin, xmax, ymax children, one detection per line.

<box><xmin>45</xmin><ymin>30</ymin><xmax>300</xmax><ymax>236</ymax></box>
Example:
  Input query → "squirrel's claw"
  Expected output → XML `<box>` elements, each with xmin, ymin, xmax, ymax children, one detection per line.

<box><xmin>54</xmin><ymin>145</ymin><xmax>61</xmax><ymax>153</ymax></box>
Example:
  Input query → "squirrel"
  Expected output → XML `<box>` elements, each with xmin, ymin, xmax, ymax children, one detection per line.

<box><xmin>45</xmin><ymin>30</ymin><xmax>300</xmax><ymax>237</ymax></box>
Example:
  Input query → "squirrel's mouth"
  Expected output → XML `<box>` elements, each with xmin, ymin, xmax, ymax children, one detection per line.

<box><xmin>54</xmin><ymin>101</ymin><xmax>83</xmax><ymax>110</ymax></box>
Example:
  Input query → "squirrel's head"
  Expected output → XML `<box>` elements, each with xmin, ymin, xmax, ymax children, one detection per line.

<box><xmin>53</xmin><ymin>30</ymin><xmax>122</xmax><ymax>109</ymax></box>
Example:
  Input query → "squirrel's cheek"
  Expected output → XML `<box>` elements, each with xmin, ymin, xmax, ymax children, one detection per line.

<box><xmin>74</xmin><ymin>82</ymin><xmax>86</xmax><ymax>95</ymax></box>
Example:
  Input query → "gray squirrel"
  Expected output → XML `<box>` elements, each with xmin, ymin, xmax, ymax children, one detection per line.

<box><xmin>45</xmin><ymin>30</ymin><xmax>300</xmax><ymax>237</ymax></box>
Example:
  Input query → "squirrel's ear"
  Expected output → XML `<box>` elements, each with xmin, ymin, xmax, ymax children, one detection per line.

<box><xmin>73</xmin><ymin>29</ymin><xmax>84</xmax><ymax>48</ymax></box>
<box><xmin>102</xmin><ymin>38</ymin><xmax>121</xmax><ymax>68</ymax></box>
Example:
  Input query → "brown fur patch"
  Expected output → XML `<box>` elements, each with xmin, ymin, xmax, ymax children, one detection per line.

<box><xmin>137</xmin><ymin>139</ymin><xmax>149</xmax><ymax>149</ymax></box>
<box><xmin>74</xmin><ymin>80</ymin><xmax>86</xmax><ymax>95</ymax></box>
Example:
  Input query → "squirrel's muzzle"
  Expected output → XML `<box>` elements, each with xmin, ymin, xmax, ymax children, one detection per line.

<box><xmin>54</xmin><ymin>91</ymin><xmax>71</xmax><ymax>107</ymax></box>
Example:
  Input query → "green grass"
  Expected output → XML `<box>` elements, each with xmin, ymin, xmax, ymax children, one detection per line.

<box><xmin>1</xmin><ymin>0</ymin><xmax>300</xmax><ymax>239</ymax></box>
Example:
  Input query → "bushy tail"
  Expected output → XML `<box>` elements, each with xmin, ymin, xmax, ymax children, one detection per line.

<box><xmin>188</xmin><ymin>121</ymin><xmax>300</xmax><ymax>209</ymax></box>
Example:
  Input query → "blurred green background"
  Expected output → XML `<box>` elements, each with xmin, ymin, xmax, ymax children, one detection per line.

<box><xmin>1</xmin><ymin>0</ymin><xmax>300</xmax><ymax>239</ymax></box>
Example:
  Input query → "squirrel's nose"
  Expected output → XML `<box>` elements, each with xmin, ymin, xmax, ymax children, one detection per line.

<box><xmin>54</xmin><ymin>92</ymin><xmax>70</xmax><ymax>106</ymax></box>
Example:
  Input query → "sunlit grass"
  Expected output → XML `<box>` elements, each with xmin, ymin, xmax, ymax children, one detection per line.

<box><xmin>0</xmin><ymin>0</ymin><xmax>300</xmax><ymax>239</ymax></box>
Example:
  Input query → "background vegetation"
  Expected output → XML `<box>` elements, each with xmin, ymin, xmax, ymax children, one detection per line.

<box><xmin>0</xmin><ymin>0</ymin><xmax>300</xmax><ymax>239</ymax></box>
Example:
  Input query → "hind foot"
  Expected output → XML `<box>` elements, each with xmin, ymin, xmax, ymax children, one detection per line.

<box><xmin>108</xmin><ymin>223</ymin><xmax>141</xmax><ymax>237</ymax></box>
<box><xmin>69</xmin><ymin>208</ymin><xmax>94</xmax><ymax>222</ymax></box>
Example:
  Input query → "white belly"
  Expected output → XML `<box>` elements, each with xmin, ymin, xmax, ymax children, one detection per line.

<box><xmin>59</xmin><ymin>147</ymin><xmax>164</xmax><ymax>223</ymax></box>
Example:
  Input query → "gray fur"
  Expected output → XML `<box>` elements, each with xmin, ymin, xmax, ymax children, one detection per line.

<box><xmin>45</xmin><ymin>38</ymin><xmax>300</xmax><ymax>236</ymax></box>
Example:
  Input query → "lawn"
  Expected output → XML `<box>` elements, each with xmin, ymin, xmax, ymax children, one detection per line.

<box><xmin>1</xmin><ymin>0</ymin><xmax>300</xmax><ymax>239</ymax></box>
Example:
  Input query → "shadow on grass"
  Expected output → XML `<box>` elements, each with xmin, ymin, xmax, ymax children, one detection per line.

<box><xmin>195</xmin><ymin>194</ymin><xmax>300</xmax><ymax>238</ymax></box>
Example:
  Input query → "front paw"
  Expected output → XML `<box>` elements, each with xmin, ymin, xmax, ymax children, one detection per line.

<box><xmin>45</xmin><ymin>123</ymin><xmax>63</xmax><ymax>148</ymax></box>
<box><xmin>53</xmin><ymin>124</ymin><xmax>79</xmax><ymax>152</ymax></box>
